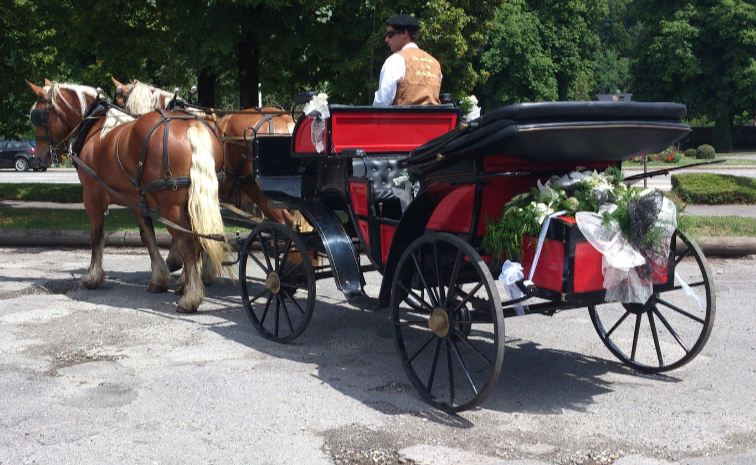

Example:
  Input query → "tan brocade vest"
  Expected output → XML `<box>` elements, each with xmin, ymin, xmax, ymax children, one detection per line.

<box><xmin>393</xmin><ymin>47</ymin><xmax>442</xmax><ymax>105</ymax></box>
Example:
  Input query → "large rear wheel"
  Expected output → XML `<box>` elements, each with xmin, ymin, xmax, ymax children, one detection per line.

<box><xmin>589</xmin><ymin>229</ymin><xmax>715</xmax><ymax>372</ymax></box>
<box><xmin>239</xmin><ymin>222</ymin><xmax>316</xmax><ymax>342</ymax></box>
<box><xmin>391</xmin><ymin>233</ymin><xmax>505</xmax><ymax>412</ymax></box>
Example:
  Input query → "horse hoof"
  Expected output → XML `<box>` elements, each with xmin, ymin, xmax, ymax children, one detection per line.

<box><xmin>176</xmin><ymin>305</ymin><xmax>197</xmax><ymax>314</ymax></box>
<box><xmin>147</xmin><ymin>283</ymin><xmax>168</xmax><ymax>293</ymax></box>
<box><xmin>81</xmin><ymin>279</ymin><xmax>102</xmax><ymax>289</ymax></box>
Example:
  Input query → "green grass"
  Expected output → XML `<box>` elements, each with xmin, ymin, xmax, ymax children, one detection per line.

<box><xmin>0</xmin><ymin>183</ymin><xmax>84</xmax><ymax>203</ymax></box>
<box><xmin>0</xmin><ymin>208</ymin><xmax>251</xmax><ymax>234</ymax></box>
<box><xmin>679</xmin><ymin>215</ymin><xmax>756</xmax><ymax>238</ymax></box>
<box><xmin>671</xmin><ymin>173</ymin><xmax>756</xmax><ymax>204</ymax></box>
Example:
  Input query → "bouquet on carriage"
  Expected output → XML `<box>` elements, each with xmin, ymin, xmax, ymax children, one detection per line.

<box><xmin>483</xmin><ymin>166</ymin><xmax>678</xmax><ymax>304</ymax></box>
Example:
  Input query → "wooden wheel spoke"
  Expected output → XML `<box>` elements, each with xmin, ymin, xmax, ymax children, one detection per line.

<box><xmin>411</xmin><ymin>253</ymin><xmax>439</xmax><ymax>307</ymax></box>
<box><xmin>399</xmin><ymin>283</ymin><xmax>434</xmax><ymax>312</ymax></box>
<box><xmin>248</xmin><ymin>286</ymin><xmax>271</xmax><ymax>306</ymax></box>
<box><xmin>449</xmin><ymin>337</ymin><xmax>479</xmax><ymax>396</ymax></box>
<box><xmin>274</xmin><ymin>296</ymin><xmax>281</xmax><ymax>338</ymax></box>
<box><xmin>259</xmin><ymin>235</ymin><xmax>273</xmax><ymax>270</ymax></box>
<box><xmin>248</xmin><ymin>250</ymin><xmax>269</xmax><ymax>273</ymax></box>
<box><xmin>446</xmin><ymin>340</ymin><xmax>455</xmax><ymax>405</ymax></box>
<box><xmin>647</xmin><ymin>310</ymin><xmax>665</xmax><ymax>367</ymax></box>
<box><xmin>281</xmin><ymin>289</ymin><xmax>307</xmax><ymax>315</ymax></box>
<box><xmin>656</xmin><ymin>297</ymin><xmax>706</xmax><ymax>324</ymax></box>
<box><xmin>280</xmin><ymin>297</ymin><xmax>295</xmax><ymax>334</ymax></box>
<box><xmin>259</xmin><ymin>294</ymin><xmax>273</xmax><ymax>327</ymax></box>
<box><xmin>605</xmin><ymin>310</ymin><xmax>632</xmax><ymax>339</ymax></box>
<box><xmin>445</xmin><ymin>249</ymin><xmax>463</xmax><ymax>307</ymax></box>
<box><xmin>426</xmin><ymin>338</ymin><xmax>442</xmax><ymax>392</ymax></box>
<box><xmin>433</xmin><ymin>241</ymin><xmax>445</xmax><ymax>305</ymax></box>
<box><xmin>280</xmin><ymin>262</ymin><xmax>304</xmax><ymax>280</ymax></box>
<box><xmin>631</xmin><ymin>313</ymin><xmax>642</xmax><ymax>361</ymax></box>
<box><xmin>452</xmin><ymin>329</ymin><xmax>492</xmax><ymax>365</ymax></box>
<box><xmin>397</xmin><ymin>318</ymin><xmax>428</xmax><ymax>328</ymax></box>
<box><xmin>669</xmin><ymin>281</ymin><xmax>706</xmax><ymax>291</ymax></box>
<box><xmin>652</xmin><ymin>305</ymin><xmax>689</xmax><ymax>353</ymax></box>
<box><xmin>675</xmin><ymin>247</ymin><xmax>692</xmax><ymax>266</ymax></box>
<box><xmin>273</xmin><ymin>229</ymin><xmax>280</xmax><ymax>269</ymax></box>
<box><xmin>452</xmin><ymin>282</ymin><xmax>484</xmax><ymax>315</ymax></box>
<box><xmin>408</xmin><ymin>333</ymin><xmax>436</xmax><ymax>364</ymax></box>
<box><xmin>278</xmin><ymin>239</ymin><xmax>294</xmax><ymax>275</ymax></box>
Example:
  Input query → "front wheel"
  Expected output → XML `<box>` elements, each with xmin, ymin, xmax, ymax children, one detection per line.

<box><xmin>239</xmin><ymin>222</ymin><xmax>316</xmax><ymax>342</ymax></box>
<box><xmin>391</xmin><ymin>232</ymin><xmax>505</xmax><ymax>412</ymax></box>
<box><xmin>14</xmin><ymin>158</ymin><xmax>29</xmax><ymax>172</ymax></box>
<box><xmin>589</xmin><ymin>229</ymin><xmax>715</xmax><ymax>372</ymax></box>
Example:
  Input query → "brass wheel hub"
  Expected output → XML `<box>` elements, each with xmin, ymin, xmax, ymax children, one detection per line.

<box><xmin>265</xmin><ymin>271</ymin><xmax>281</xmax><ymax>294</ymax></box>
<box><xmin>428</xmin><ymin>308</ymin><xmax>450</xmax><ymax>337</ymax></box>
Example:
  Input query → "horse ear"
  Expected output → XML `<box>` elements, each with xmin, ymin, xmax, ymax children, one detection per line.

<box><xmin>26</xmin><ymin>80</ymin><xmax>46</xmax><ymax>98</ymax></box>
<box><xmin>44</xmin><ymin>78</ymin><xmax>53</xmax><ymax>87</ymax></box>
<box><xmin>112</xmin><ymin>76</ymin><xmax>125</xmax><ymax>89</ymax></box>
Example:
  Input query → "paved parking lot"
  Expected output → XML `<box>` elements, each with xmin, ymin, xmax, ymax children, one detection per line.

<box><xmin>0</xmin><ymin>247</ymin><xmax>754</xmax><ymax>465</ymax></box>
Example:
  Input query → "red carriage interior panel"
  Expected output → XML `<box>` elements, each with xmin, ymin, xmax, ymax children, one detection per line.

<box><xmin>521</xmin><ymin>237</ymin><xmax>565</xmax><ymax>292</ymax></box>
<box><xmin>292</xmin><ymin>117</ymin><xmax>321</xmax><ymax>155</ymax></box>
<box><xmin>379</xmin><ymin>223</ymin><xmax>397</xmax><ymax>264</ymax></box>
<box><xmin>357</xmin><ymin>220</ymin><xmax>370</xmax><ymax>249</ymax></box>
<box><xmin>521</xmin><ymin>216</ymin><xmax>606</xmax><ymax>299</ymax></box>
<box><xmin>572</xmin><ymin>242</ymin><xmax>605</xmax><ymax>293</ymax></box>
<box><xmin>329</xmin><ymin>109</ymin><xmax>458</xmax><ymax>154</ymax></box>
<box><xmin>348</xmin><ymin>180</ymin><xmax>369</xmax><ymax>217</ymax></box>
<box><xmin>426</xmin><ymin>185</ymin><xmax>474</xmax><ymax>233</ymax></box>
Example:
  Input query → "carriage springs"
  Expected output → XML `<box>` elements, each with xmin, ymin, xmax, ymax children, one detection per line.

<box><xmin>1</xmin><ymin>177</ymin><xmax>755</xmax><ymax>237</ymax></box>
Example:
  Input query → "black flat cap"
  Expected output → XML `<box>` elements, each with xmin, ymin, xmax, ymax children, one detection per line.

<box><xmin>386</xmin><ymin>14</ymin><xmax>419</xmax><ymax>30</ymax></box>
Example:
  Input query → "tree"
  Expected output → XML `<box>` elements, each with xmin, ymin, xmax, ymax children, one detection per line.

<box><xmin>632</xmin><ymin>0</ymin><xmax>756</xmax><ymax>152</ymax></box>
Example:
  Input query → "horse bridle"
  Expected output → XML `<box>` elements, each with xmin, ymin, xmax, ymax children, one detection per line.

<box><xmin>29</xmin><ymin>96</ymin><xmax>67</xmax><ymax>165</ymax></box>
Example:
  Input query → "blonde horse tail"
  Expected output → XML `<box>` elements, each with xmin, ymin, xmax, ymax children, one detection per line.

<box><xmin>186</xmin><ymin>122</ymin><xmax>231</xmax><ymax>279</ymax></box>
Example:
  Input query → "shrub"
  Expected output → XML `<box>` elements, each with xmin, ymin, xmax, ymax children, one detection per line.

<box><xmin>684</xmin><ymin>148</ymin><xmax>697</xmax><ymax>158</ymax></box>
<box><xmin>671</xmin><ymin>173</ymin><xmax>756</xmax><ymax>204</ymax></box>
<box><xmin>661</xmin><ymin>147</ymin><xmax>682</xmax><ymax>163</ymax></box>
<box><xmin>696</xmin><ymin>144</ymin><xmax>716</xmax><ymax>159</ymax></box>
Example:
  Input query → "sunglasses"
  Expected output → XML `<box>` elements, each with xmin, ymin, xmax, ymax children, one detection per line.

<box><xmin>385</xmin><ymin>30</ymin><xmax>402</xmax><ymax>38</ymax></box>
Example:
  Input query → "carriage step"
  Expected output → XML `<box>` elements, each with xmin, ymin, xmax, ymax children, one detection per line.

<box><xmin>346</xmin><ymin>293</ymin><xmax>383</xmax><ymax>311</ymax></box>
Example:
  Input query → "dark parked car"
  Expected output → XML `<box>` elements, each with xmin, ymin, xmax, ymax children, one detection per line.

<box><xmin>0</xmin><ymin>139</ymin><xmax>46</xmax><ymax>172</ymax></box>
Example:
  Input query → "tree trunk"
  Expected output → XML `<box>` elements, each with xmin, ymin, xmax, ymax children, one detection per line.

<box><xmin>236</xmin><ymin>31</ymin><xmax>260</xmax><ymax>108</ymax></box>
<box><xmin>713</xmin><ymin>104</ymin><xmax>733</xmax><ymax>153</ymax></box>
<box><xmin>197</xmin><ymin>68</ymin><xmax>217</xmax><ymax>107</ymax></box>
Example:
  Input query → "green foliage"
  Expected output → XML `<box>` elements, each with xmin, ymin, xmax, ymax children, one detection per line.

<box><xmin>678</xmin><ymin>215</ymin><xmax>756</xmax><ymax>238</ymax></box>
<box><xmin>684</xmin><ymin>148</ymin><xmax>697</xmax><ymax>158</ymax></box>
<box><xmin>671</xmin><ymin>173</ymin><xmax>756</xmax><ymax>204</ymax></box>
<box><xmin>695</xmin><ymin>144</ymin><xmax>716</xmax><ymax>159</ymax></box>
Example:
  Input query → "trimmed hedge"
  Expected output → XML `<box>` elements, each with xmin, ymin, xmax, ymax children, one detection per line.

<box><xmin>684</xmin><ymin>148</ymin><xmax>697</xmax><ymax>158</ymax></box>
<box><xmin>696</xmin><ymin>144</ymin><xmax>716</xmax><ymax>159</ymax></box>
<box><xmin>671</xmin><ymin>173</ymin><xmax>756</xmax><ymax>204</ymax></box>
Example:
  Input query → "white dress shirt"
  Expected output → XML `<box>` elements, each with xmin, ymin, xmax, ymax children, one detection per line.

<box><xmin>373</xmin><ymin>43</ymin><xmax>419</xmax><ymax>106</ymax></box>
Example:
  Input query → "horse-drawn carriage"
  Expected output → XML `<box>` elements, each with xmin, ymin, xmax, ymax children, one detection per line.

<box><xmin>231</xmin><ymin>98</ymin><xmax>714</xmax><ymax>412</ymax></box>
<box><xmin>27</xmin><ymin>80</ymin><xmax>714</xmax><ymax>412</ymax></box>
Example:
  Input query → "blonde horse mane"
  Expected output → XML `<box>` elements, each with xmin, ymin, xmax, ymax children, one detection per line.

<box><xmin>125</xmin><ymin>81</ymin><xmax>175</xmax><ymax>115</ymax></box>
<box><xmin>49</xmin><ymin>82</ymin><xmax>98</xmax><ymax>116</ymax></box>
<box><xmin>100</xmin><ymin>108</ymin><xmax>136</xmax><ymax>139</ymax></box>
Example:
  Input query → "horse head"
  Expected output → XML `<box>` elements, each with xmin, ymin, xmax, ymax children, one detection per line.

<box><xmin>112</xmin><ymin>78</ymin><xmax>176</xmax><ymax>115</ymax></box>
<box><xmin>27</xmin><ymin>80</ymin><xmax>98</xmax><ymax>166</ymax></box>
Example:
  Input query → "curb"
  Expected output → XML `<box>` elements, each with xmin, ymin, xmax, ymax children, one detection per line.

<box><xmin>0</xmin><ymin>230</ymin><xmax>753</xmax><ymax>257</ymax></box>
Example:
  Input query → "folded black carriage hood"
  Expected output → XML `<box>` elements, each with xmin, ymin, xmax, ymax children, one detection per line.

<box><xmin>404</xmin><ymin>101</ymin><xmax>690</xmax><ymax>175</ymax></box>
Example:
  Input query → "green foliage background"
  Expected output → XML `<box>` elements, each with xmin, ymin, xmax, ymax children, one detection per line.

<box><xmin>1</xmin><ymin>0</ymin><xmax>753</xmax><ymax>146</ymax></box>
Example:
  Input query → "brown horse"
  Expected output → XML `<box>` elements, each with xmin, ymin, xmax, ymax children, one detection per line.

<box><xmin>27</xmin><ymin>80</ymin><xmax>229</xmax><ymax>313</ymax></box>
<box><xmin>111</xmin><ymin>78</ymin><xmax>297</xmax><ymax>224</ymax></box>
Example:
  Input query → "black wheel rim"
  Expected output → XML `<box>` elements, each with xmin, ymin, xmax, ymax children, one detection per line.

<box><xmin>239</xmin><ymin>222</ymin><xmax>316</xmax><ymax>342</ymax></box>
<box><xmin>391</xmin><ymin>233</ymin><xmax>505</xmax><ymax>412</ymax></box>
<box><xmin>589</xmin><ymin>229</ymin><xmax>715</xmax><ymax>372</ymax></box>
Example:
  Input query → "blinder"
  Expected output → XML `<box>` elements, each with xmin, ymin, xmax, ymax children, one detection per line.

<box><xmin>30</xmin><ymin>108</ymin><xmax>49</xmax><ymax>127</ymax></box>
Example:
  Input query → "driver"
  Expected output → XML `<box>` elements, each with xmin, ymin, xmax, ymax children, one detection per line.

<box><xmin>373</xmin><ymin>14</ymin><xmax>442</xmax><ymax>106</ymax></box>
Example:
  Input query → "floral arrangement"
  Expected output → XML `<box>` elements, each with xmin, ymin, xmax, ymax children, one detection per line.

<box><xmin>458</xmin><ymin>95</ymin><xmax>481</xmax><ymax>122</ymax></box>
<box><xmin>482</xmin><ymin>167</ymin><xmax>675</xmax><ymax>263</ymax></box>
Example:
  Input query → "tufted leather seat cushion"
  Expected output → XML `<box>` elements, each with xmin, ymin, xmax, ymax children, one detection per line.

<box><xmin>352</xmin><ymin>157</ymin><xmax>403</xmax><ymax>202</ymax></box>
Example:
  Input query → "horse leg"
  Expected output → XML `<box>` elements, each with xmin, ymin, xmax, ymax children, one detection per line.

<box><xmin>134</xmin><ymin>213</ymin><xmax>171</xmax><ymax>293</ymax></box>
<box><xmin>81</xmin><ymin>203</ymin><xmax>106</xmax><ymax>289</ymax></box>
<box><xmin>166</xmin><ymin>241</ymin><xmax>184</xmax><ymax>272</ymax></box>
<box><xmin>173</xmin><ymin>233</ymin><xmax>204</xmax><ymax>313</ymax></box>
<box><xmin>200</xmin><ymin>251</ymin><xmax>217</xmax><ymax>287</ymax></box>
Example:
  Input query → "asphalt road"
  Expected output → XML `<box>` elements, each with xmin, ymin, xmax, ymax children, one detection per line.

<box><xmin>0</xmin><ymin>247</ymin><xmax>754</xmax><ymax>465</ymax></box>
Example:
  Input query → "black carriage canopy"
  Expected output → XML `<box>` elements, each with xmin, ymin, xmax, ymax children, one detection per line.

<box><xmin>403</xmin><ymin>101</ymin><xmax>689</xmax><ymax>176</ymax></box>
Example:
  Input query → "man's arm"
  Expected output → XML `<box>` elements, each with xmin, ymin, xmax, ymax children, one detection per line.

<box><xmin>373</xmin><ymin>54</ymin><xmax>405</xmax><ymax>106</ymax></box>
